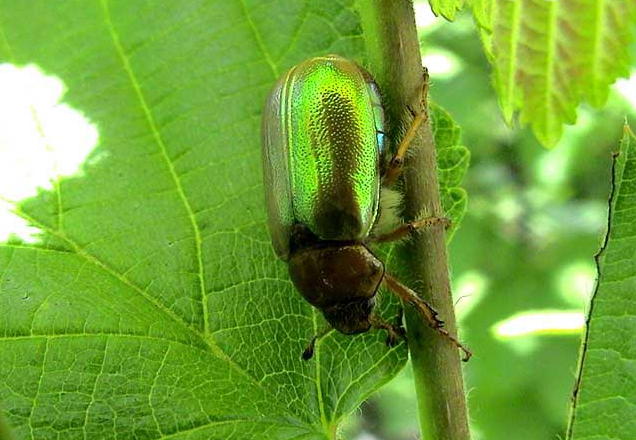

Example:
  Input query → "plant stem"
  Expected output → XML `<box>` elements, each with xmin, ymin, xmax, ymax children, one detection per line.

<box><xmin>357</xmin><ymin>1</ymin><xmax>471</xmax><ymax>439</ymax></box>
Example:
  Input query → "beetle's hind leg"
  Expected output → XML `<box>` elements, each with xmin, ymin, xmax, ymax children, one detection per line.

<box><xmin>383</xmin><ymin>273</ymin><xmax>472</xmax><ymax>362</ymax></box>
<box><xmin>368</xmin><ymin>215</ymin><xmax>450</xmax><ymax>244</ymax></box>
<box><xmin>369</xmin><ymin>312</ymin><xmax>406</xmax><ymax>347</ymax></box>
<box><xmin>383</xmin><ymin>67</ymin><xmax>430</xmax><ymax>186</ymax></box>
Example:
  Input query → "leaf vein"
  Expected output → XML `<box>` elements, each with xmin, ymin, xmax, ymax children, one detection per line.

<box><xmin>333</xmin><ymin>340</ymin><xmax>402</xmax><ymax>418</ymax></box>
<box><xmin>310</xmin><ymin>308</ymin><xmax>329</xmax><ymax>435</ymax></box>
<box><xmin>27</xmin><ymin>337</ymin><xmax>49</xmax><ymax>440</ymax></box>
<box><xmin>0</xmin><ymin>202</ymin><xmax>208</xmax><ymax>345</ymax></box>
<box><xmin>100</xmin><ymin>0</ymin><xmax>210</xmax><ymax>335</ymax></box>
<box><xmin>82</xmin><ymin>337</ymin><xmax>108</xmax><ymax>440</ymax></box>
<box><xmin>238</xmin><ymin>0</ymin><xmax>279</xmax><ymax>78</ymax></box>
<box><xmin>149</xmin><ymin>344</ymin><xmax>171</xmax><ymax>437</ymax></box>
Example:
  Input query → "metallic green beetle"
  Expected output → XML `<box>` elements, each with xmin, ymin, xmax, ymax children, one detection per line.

<box><xmin>261</xmin><ymin>54</ymin><xmax>470</xmax><ymax>361</ymax></box>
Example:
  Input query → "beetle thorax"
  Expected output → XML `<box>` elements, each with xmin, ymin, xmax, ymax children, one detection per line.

<box><xmin>288</xmin><ymin>243</ymin><xmax>384</xmax><ymax>334</ymax></box>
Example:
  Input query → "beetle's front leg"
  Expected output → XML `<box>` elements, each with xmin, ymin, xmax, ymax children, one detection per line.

<box><xmin>368</xmin><ymin>215</ymin><xmax>450</xmax><ymax>244</ymax></box>
<box><xmin>383</xmin><ymin>273</ymin><xmax>472</xmax><ymax>362</ymax></box>
<box><xmin>369</xmin><ymin>313</ymin><xmax>407</xmax><ymax>347</ymax></box>
<box><xmin>383</xmin><ymin>68</ymin><xmax>430</xmax><ymax>186</ymax></box>
<box><xmin>302</xmin><ymin>326</ymin><xmax>333</xmax><ymax>360</ymax></box>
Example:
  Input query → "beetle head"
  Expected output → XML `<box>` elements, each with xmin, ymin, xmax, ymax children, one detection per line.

<box><xmin>321</xmin><ymin>298</ymin><xmax>374</xmax><ymax>334</ymax></box>
<box><xmin>288</xmin><ymin>243</ymin><xmax>384</xmax><ymax>334</ymax></box>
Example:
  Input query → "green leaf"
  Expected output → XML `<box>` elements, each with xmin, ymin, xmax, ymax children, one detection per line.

<box><xmin>470</xmin><ymin>0</ymin><xmax>636</xmax><ymax>147</ymax></box>
<box><xmin>0</xmin><ymin>1</ymin><xmax>408</xmax><ymax>439</ymax></box>
<box><xmin>427</xmin><ymin>0</ymin><xmax>464</xmax><ymax>21</ymax></box>
<box><xmin>438</xmin><ymin>146</ymin><xmax>470</xmax><ymax>188</ymax></box>
<box><xmin>431</xmin><ymin>103</ymin><xmax>470</xmax><ymax>240</ymax></box>
<box><xmin>441</xmin><ymin>188</ymin><xmax>467</xmax><ymax>243</ymax></box>
<box><xmin>567</xmin><ymin>125</ymin><xmax>636</xmax><ymax>440</ymax></box>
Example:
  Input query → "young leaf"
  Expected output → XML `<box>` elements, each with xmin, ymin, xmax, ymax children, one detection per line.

<box><xmin>427</xmin><ymin>0</ymin><xmax>464</xmax><ymax>21</ymax></box>
<box><xmin>431</xmin><ymin>103</ymin><xmax>470</xmax><ymax>241</ymax></box>
<box><xmin>567</xmin><ymin>125</ymin><xmax>636</xmax><ymax>440</ymax></box>
<box><xmin>0</xmin><ymin>1</ymin><xmax>408</xmax><ymax>439</ymax></box>
<box><xmin>470</xmin><ymin>0</ymin><xmax>636</xmax><ymax>147</ymax></box>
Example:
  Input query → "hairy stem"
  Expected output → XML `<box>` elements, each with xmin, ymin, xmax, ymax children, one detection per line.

<box><xmin>357</xmin><ymin>1</ymin><xmax>471</xmax><ymax>439</ymax></box>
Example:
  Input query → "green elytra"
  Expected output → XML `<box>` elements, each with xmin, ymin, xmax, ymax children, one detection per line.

<box><xmin>261</xmin><ymin>54</ymin><xmax>385</xmax><ymax>260</ymax></box>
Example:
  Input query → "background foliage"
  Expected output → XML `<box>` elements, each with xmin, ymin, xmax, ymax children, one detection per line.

<box><xmin>471</xmin><ymin>0</ymin><xmax>636</xmax><ymax>146</ymax></box>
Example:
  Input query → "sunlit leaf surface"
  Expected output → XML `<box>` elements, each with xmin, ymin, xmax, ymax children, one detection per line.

<box><xmin>431</xmin><ymin>102</ymin><xmax>469</xmax><ymax>241</ymax></box>
<box><xmin>427</xmin><ymin>0</ymin><xmax>464</xmax><ymax>21</ymax></box>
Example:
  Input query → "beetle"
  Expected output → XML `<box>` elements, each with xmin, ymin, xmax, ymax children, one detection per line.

<box><xmin>261</xmin><ymin>54</ymin><xmax>470</xmax><ymax>361</ymax></box>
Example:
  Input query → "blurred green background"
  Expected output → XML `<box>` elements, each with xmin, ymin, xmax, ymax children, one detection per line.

<box><xmin>345</xmin><ymin>5</ymin><xmax>636</xmax><ymax>440</ymax></box>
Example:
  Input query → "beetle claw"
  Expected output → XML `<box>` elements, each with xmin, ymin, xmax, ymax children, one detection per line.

<box><xmin>302</xmin><ymin>345</ymin><xmax>314</xmax><ymax>361</ymax></box>
<box><xmin>428</xmin><ymin>306</ymin><xmax>445</xmax><ymax>328</ymax></box>
<box><xmin>386</xmin><ymin>334</ymin><xmax>398</xmax><ymax>347</ymax></box>
<box><xmin>385</xmin><ymin>323</ymin><xmax>407</xmax><ymax>347</ymax></box>
<box><xmin>302</xmin><ymin>336</ymin><xmax>318</xmax><ymax>361</ymax></box>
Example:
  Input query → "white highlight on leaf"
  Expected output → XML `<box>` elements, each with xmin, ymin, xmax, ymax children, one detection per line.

<box><xmin>0</xmin><ymin>63</ymin><xmax>98</xmax><ymax>243</ymax></box>
<box><xmin>492</xmin><ymin>310</ymin><xmax>585</xmax><ymax>339</ymax></box>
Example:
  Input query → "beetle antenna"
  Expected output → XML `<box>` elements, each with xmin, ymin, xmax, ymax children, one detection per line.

<box><xmin>302</xmin><ymin>326</ymin><xmax>333</xmax><ymax>360</ymax></box>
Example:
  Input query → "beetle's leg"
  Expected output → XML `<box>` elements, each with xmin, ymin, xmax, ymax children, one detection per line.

<box><xmin>368</xmin><ymin>216</ymin><xmax>450</xmax><ymax>243</ymax></box>
<box><xmin>383</xmin><ymin>272</ymin><xmax>472</xmax><ymax>362</ymax></box>
<box><xmin>383</xmin><ymin>108</ymin><xmax>427</xmax><ymax>185</ymax></box>
<box><xmin>383</xmin><ymin>68</ymin><xmax>430</xmax><ymax>186</ymax></box>
<box><xmin>369</xmin><ymin>313</ymin><xmax>406</xmax><ymax>347</ymax></box>
<box><xmin>302</xmin><ymin>326</ymin><xmax>333</xmax><ymax>361</ymax></box>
